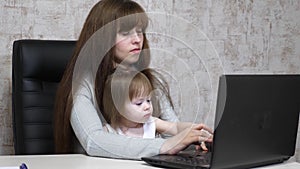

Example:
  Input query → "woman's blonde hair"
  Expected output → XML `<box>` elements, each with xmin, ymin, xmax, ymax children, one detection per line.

<box><xmin>103</xmin><ymin>70</ymin><xmax>153</xmax><ymax>129</ymax></box>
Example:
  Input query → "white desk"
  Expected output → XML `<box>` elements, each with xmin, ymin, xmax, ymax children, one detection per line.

<box><xmin>0</xmin><ymin>154</ymin><xmax>299</xmax><ymax>169</ymax></box>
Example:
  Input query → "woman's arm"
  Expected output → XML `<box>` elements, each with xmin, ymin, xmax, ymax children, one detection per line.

<box><xmin>71</xmin><ymin>90</ymin><xmax>213</xmax><ymax>158</ymax></box>
<box><xmin>70</xmin><ymin>81</ymin><xmax>166</xmax><ymax>160</ymax></box>
<box><xmin>70</xmin><ymin>78</ymin><xmax>212</xmax><ymax>159</ymax></box>
<box><xmin>157</xmin><ymin>92</ymin><xmax>179</xmax><ymax>122</ymax></box>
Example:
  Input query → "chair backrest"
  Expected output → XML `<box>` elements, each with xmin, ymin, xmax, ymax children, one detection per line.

<box><xmin>12</xmin><ymin>39</ymin><xmax>76</xmax><ymax>154</ymax></box>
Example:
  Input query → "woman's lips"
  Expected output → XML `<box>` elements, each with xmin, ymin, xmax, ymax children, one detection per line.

<box><xmin>130</xmin><ymin>48</ymin><xmax>141</xmax><ymax>54</ymax></box>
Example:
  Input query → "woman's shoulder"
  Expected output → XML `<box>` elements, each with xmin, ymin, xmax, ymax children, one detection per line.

<box><xmin>73</xmin><ymin>75</ymin><xmax>95</xmax><ymax>97</ymax></box>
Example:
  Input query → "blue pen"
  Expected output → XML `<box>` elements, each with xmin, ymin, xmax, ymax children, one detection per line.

<box><xmin>20</xmin><ymin>163</ymin><xmax>28</xmax><ymax>169</ymax></box>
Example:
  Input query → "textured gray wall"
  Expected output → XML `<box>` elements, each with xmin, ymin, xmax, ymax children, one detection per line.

<box><xmin>0</xmin><ymin>0</ymin><xmax>299</xmax><ymax>162</ymax></box>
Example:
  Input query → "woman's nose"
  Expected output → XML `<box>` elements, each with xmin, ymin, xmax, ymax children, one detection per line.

<box><xmin>131</xmin><ymin>32</ymin><xmax>142</xmax><ymax>43</ymax></box>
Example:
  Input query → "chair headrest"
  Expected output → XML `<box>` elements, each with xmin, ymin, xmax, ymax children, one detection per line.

<box><xmin>13</xmin><ymin>40</ymin><xmax>76</xmax><ymax>82</ymax></box>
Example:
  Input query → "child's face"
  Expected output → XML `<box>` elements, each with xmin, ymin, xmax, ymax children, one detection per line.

<box><xmin>121</xmin><ymin>95</ymin><xmax>153</xmax><ymax>123</ymax></box>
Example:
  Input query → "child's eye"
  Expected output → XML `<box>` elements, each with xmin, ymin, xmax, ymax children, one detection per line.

<box><xmin>146</xmin><ymin>99</ymin><xmax>151</xmax><ymax>103</ymax></box>
<box><xmin>135</xmin><ymin>102</ymin><xmax>142</xmax><ymax>106</ymax></box>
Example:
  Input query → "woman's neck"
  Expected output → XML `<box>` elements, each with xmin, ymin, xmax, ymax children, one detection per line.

<box><xmin>113</xmin><ymin>61</ymin><xmax>136</xmax><ymax>71</ymax></box>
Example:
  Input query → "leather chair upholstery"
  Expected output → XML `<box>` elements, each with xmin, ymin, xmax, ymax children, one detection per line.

<box><xmin>12</xmin><ymin>39</ymin><xmax>76</xmax><ymax>154</ymax></box>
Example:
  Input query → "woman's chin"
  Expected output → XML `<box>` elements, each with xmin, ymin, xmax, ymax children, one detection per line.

<box><xmin>127</xmin><ymin>54</ymin><xmax>140</xmax><ymax>63</ymax></box>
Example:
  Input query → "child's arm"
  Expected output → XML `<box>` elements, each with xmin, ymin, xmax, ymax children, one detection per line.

<box><xmin>155</xmin><ymin>117</ymin><xmax>194</xmax><ymax>135</ymax></box>
<box><xmin>155</xmin><ymin>118</ymin><xmax>214</xmax><ymax>152</ymax></box>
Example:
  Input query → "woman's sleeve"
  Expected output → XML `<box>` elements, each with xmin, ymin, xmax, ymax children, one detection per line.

<box><xmin>158</xmin><ymin>93</ymin><xmax>179</xmax><ymax>123</ymax></box>
<box><xmin>150</xmin><ymin>69</ymin><xmax>179</xmax><ymax>123</ymax></box>
<box><xmin>70</xmin><ymin>81</ymin><xmax>166</xmax><ymax>160</ymax></box>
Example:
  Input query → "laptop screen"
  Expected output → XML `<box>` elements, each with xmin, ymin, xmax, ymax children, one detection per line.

<box><xmin>211</xmin><ymin>74</ymin><xmax>300</xmax><ymax>168</ymax></box>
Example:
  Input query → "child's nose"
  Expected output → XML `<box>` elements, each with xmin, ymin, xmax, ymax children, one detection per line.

<box><xmin>143</xmin><ymin>102</ymin><xmax>150</xmax><ymax>110</ymax></box>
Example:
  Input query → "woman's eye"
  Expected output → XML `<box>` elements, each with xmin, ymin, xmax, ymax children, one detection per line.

<box><xmin>120</xmin><ymin>31</ymin><xmax>130</xmax><ymax>36</ymax></box>
<box><xmin>136</xmin><ymin>29</ymin><xmax>143</xmax><ymax>34</ymax></box>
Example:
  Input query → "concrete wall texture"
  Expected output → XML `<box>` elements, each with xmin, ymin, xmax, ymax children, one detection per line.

<box><xmin>0</xmin><ymin>0</ymin><xmax>299</xmax><ymax>162</ymax></box>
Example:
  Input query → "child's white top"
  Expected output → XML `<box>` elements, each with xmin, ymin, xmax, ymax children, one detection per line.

<box><xmin>105</xmin><ymin>116</ymin><xmax>156</xmax><ymax>138</ymax></box>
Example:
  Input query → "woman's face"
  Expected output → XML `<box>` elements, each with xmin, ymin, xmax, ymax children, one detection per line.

<box><xmin>115</xmin><ymin>26</ymin><xmax>144</xmax><ymax>66</ymax></box>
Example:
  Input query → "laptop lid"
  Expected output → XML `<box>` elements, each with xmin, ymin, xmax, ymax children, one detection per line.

<box><xmin>211</xmin><ymin>74</ymin><xmax>300</xmax><ymax>169</ymax></box>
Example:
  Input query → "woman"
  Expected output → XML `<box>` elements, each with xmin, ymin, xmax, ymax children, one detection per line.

<box><xmin>54</xmin><ymin>0</ymin><xmax>212</xmax><ymax>159</ymax></box>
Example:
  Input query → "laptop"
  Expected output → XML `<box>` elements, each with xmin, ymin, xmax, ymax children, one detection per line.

<box><xmin>142</xmin><ymin>74</ymin><xmax>300</xmax><ymax>169</ymax></box>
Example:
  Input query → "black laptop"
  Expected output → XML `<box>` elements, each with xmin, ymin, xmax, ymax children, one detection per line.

<box><xmin>142</xmin><ymin>74</ymin><xmax>300</xmax><ymax>169</ymax></box>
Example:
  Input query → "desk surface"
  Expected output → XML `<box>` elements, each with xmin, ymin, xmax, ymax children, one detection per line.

<box><xmin>0</xmin><ymin>154</ymin><xmax>299</xmax><ymax>169</ymax></box>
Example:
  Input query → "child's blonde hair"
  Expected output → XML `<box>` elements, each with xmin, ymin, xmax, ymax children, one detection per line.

<box><xmin>103</xmin><ymin>70</ymin><xmax>153</xmax><ymax>129</ymax></box>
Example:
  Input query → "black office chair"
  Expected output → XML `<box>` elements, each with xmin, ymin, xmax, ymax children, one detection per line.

<box><xmin>12</xmin><ymin>39</ymin><xmax>76</xmax><ymax>154</ymax></box>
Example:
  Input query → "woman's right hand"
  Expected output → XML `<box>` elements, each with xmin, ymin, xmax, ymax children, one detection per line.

<box><xmin>160</xmin><ymin>124</ymin><xmax>213</xmax><ymax>155</ymax></box>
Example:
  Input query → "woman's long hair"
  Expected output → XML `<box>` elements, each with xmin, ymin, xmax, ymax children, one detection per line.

<box><xmin>54</xmin><ymin>0</ymin><xmax>173</xmax><ymax>153</ymax></box>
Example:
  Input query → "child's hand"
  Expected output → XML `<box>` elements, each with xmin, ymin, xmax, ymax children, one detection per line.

<box><xmin>193</xmin><ymin>124</ymin><xmax>213</xmax><ymax>151</ymax></box>
<box><xmin>194</xmin><ymin>124</ymin><xmax>213</xmax><ymax>142</ymax></box>
<box><xmin>196</xmin><ymin>141</ymin><xmax>213</xmax><ymax>151</ymax></box>
<box><xmin>160</xmin><ymin>123</ymin><xmax>213</xmax><ymax>154</ymax></box>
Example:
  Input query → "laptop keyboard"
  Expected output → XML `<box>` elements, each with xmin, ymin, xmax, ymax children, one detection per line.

<box><xmin>177</xmin><ymin>149</ymin><xmax>211</xmax><ymax>166</ymax></box>
<box><xmin>142</xmin><ymin>145</ymin><xmax>212</xmax><ymax>168</ymax></box>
